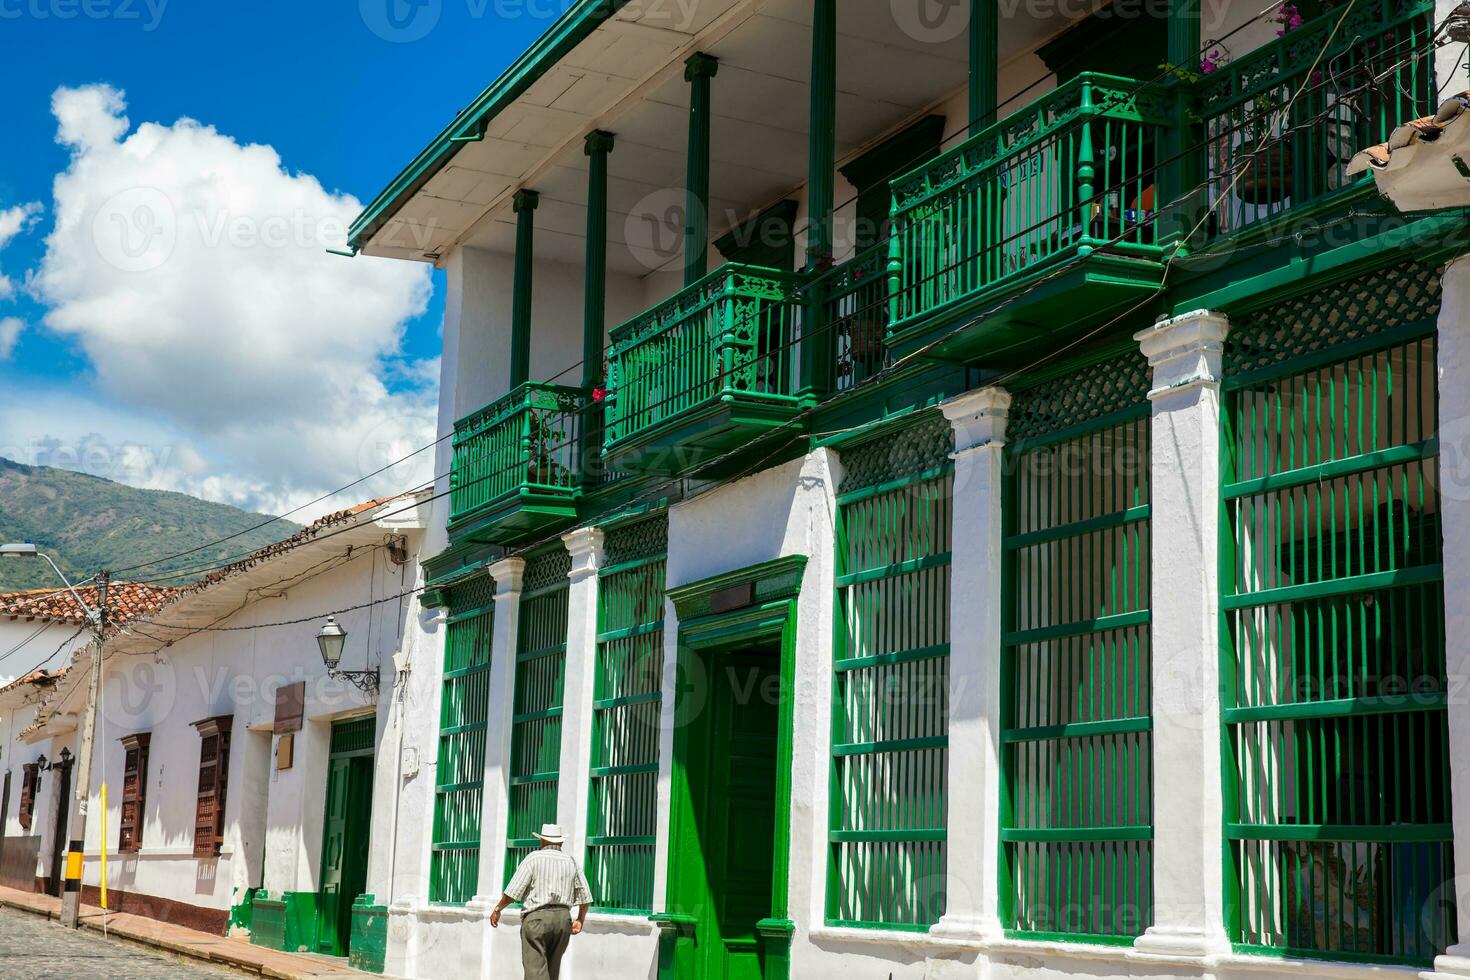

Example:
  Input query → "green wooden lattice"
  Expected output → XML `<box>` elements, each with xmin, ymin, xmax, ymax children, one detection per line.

<box><xmin>1001</xmin><ymin>353</ymin><xmax>1154</xmax><ymax>942</ymax></box>
<box><xmin>506</xmin><ymin>546</ymin><xmax>572</xmax><ymax>881</ymax></box>
<box><xmin>1220</xmin><ymin>274</ymin><xmax>1455</xmax><ymax>966</ymax></box>
<box><xmin>829</xmin><ymin>458</ymin><xmax>952</xmax><ymax>929</ymax></box>
<box><xmin>430</xmin><ymin>574</ymin><xmax>495</xmax><ymax>904</ymax></box>
<box><xmin>587</xmin><ymin>515</ymin><xmax>668</xmax><ymax>913</ymax></box>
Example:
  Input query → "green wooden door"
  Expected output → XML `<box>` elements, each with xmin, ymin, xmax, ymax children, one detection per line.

<box><xmin>318</xmin><ymin>756</ymin><xmax>352</xmax><ymax>954</ymax></box>
<box><xmin>692</xmin><ymin>648</ymin><xmax>781</xmax><ymax>980</ymax></box>
<box><xmin>318</xmin><ymin>721</ymin><xmax>376</xmax><ymax>956</ymax></box>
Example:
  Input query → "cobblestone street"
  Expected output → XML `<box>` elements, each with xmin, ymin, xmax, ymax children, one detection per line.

<box><xmin>0</xmin><ymin>906</ymin><xmax>235</xmax><ymax>979</ymax></box>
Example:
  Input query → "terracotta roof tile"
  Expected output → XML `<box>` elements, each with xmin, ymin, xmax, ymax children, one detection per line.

<box><xmin>0</xmin><ymin>583</ymin><xmax>178</xmax><ymax>627</ymax></box>
<box><xmin>1348</xmin><ymin>93</ymin><xmax>1470</xmax><ymax>175</ymax></box>
<box><xmin>0</xmin><ymin>667</ymin><xmax>67</xmax><ymax>696</ymax></box>
<box><xmin>173</xmin><ymin>494</ymin><xmax>406</xmax><ymax>596</ymax></box>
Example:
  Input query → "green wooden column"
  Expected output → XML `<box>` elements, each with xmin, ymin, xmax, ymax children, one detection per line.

<box><xmin>1162</xmin><ymin>0</ymin><xmax>1200</xmax><ymax>251</ymax></box>
<box><xmin>510</xmin><ymin>188</ymin><xmax>539</xmax><ymax>389</ymax></box>
<box><xmin>582</xmin><ymin>131</ymin><xmax>614</xmax><ymax>486</ymax></box>
<box><xmin>684</xmin><ymin>53</ymin><xmax>718</xmax><ymax>286</ymax></box>
<box><xmin>582</xmin><ymin>131</ymin><xmax>614</xmax><ymax>389</ymax></box>
<box><xmin>800</xmin><ymin>0</ymin><xmax>837</xmax><ymax>402</ymax></box>
<box><xmin>969</xmin><ymin>0</ymin><xmax>998</xmax><ymax>133</ymax></box>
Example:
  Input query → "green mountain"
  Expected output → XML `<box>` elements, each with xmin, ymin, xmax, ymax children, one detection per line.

<box><xmin>0</xmin><ymin>457</ymin><xmax>302</xmax><ymax>591</ymax></box>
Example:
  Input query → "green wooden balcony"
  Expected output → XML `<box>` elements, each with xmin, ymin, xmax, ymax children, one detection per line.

<box><xmin>1195</xmin><ymin>0</ymin><xmax>1435</xmax><ymax>242</ymax></box>
<box><xmin>603</xmin><ymin>264</ymin><xmax>804</xmax><ymax>475</ymax></box>
<box><xmin>885</xmin><ymin>72</ymin><xmax>1175</xmax><ymax>364</ymax></box>
<box><xmin>448</xmin><ymin>382</ymin><xmax>585</xmax><ymax>544</ymax></box>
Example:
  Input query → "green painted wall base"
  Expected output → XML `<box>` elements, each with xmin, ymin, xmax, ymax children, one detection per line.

<box><xmin>227</xmin><ymin>888</ymin><xmax>254</xmax><ymax>934</ymax></box>
<box><xmin>349</xmin><ymin>893</ymin><xmax>388</xmax><ymax>974</ymax></box>
<box><xmin>247</xmin><ymin>890</ymin><xmax>320</xmax><ymax>953</ymax></box>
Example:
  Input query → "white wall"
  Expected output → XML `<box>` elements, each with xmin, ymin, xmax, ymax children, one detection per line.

<box><xmin>69</xmin><ymin>530</ymin><xmax>425</xmax><ymax>923</ymax></box>
<box><xmin>0</xmin><ymin>619</ymin><xmax>89</xmax><ymax>888</ymax></box>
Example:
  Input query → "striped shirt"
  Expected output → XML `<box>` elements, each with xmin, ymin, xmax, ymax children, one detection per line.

<box><xmin>504</xmin><ymin>847</ymin><xmax>593</xmax><ymax>912</ymax></box>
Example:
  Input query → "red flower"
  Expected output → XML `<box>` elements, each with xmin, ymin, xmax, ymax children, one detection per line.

<box><xmin>592</xmin><ymin>386</ymin><xmax>607</xmax><ymax>403</ymax></box>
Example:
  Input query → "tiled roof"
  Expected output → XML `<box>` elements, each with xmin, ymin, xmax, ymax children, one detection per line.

<box><xmin>0</xmin><ymin>667</ymin><xmax>67</xmax><ymax>696</ymax></box>
<box><xmin>1348</xmin><ymin>93</ymin><xmax>1470</xmax><ymax>174</ymax></box>
<box><xmin>0</xmin><ymin>583</ymin><xmax>178</xmax><ymax>627</ymax></box>
<box><xmin>173</xmin><ymin>495</ymin><xmax>404</xmax><ymax>596</ymax></box>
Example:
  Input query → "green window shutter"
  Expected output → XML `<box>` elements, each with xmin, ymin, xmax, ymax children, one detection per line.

<box><xmin>1001</xmin><ymin>350</ymin><xmax>1154</xmax><ymax>943</ymax></box>
<box><xmin>505</xmin><ymin>546</ymin><xmax>572</xmax><ymax>883</ymax></box>
<box><xmin>430</xmin><ymin>574</ymin><xmax>495</xmax><ymax>905</ymax></box>
<box><xmin>1220</xmin><ymin>263</ymin><xmax>1455</xmax><ymax>966</ymax></box>
<box><xmin>828</xmin><ymin>416</ymin><xmax>954</xmax><ymax>929</ymax></box>
<box><xmin>586</xmin><ymin>514</ymin><xmax>669</xmax><ymax>913</ymax></box>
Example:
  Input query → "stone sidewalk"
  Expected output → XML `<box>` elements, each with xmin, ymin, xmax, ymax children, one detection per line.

<box><xmin>0</xmin><ymin>885</ymin><xmax>379</xmax><ymax>979</ymax></box>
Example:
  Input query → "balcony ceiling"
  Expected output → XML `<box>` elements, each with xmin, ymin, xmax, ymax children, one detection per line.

<box><xmin>361</xmin><ymin>0</ymin><xmax>1060</xmax><ymax>275</ymax></box>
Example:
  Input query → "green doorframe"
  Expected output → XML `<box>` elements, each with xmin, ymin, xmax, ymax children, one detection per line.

<box><xmin>651</xmin><ymin>555</ymin><xmax>807</xmax><ymax>980</ymax></box>
<box><xmin>318</xmin><ymin>715</ymin><xmax>376</xmax><ymax>958</ymax></box>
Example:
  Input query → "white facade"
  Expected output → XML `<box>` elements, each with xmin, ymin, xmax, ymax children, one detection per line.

<box><xmin>350</xmin><ymin>0</ymin><xmax>1470</xmax><ymax>977</ymax></box>
<box><xmin>12</xmin><ymin>497</ymin><xmax>437</xmax><ymax>945</ymax></box>
<box><xmin>0</xmin><ymin>613</ymin><xmax>91</xmax><ymax>893</ymax></box>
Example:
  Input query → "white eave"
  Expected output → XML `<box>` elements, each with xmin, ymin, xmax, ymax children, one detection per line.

<box><xmin>1348</xmin><ymin>93</ymin><xmax>1470</xmax><ymax>212</ymax></box>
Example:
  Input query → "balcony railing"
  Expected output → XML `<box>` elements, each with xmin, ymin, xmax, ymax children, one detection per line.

<box><xmin>888</xmin><ymin>72</ymin><xmax>1175</xmax><ymax>333</ymax></box>
<box><xmin>449</xmin><ymin>382</ymin><xmax>584</xmax><ymax>531</ymax></box>
<box><xmin>604</xmin><ymin>264</ymin><xmax>803</xmax><ymax>466</ymax></box>
<box><xmin>818</xmin><ymin>245</ymin><xmax>891</xmax><ymax>392</ymax></box>
<box><xmin>1197</xmin><ymin>0</ymin><xmax>1435</xmax><ymax>240</ymax></box>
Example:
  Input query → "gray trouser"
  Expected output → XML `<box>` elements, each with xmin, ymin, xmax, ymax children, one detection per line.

<box><xmin>521</xmin><ymin>907</ymin><xmax>571</xmax><ymax>980</ymax></box>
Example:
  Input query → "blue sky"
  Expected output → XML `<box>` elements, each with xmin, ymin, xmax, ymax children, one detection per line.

<box><xmin>0</xmin><ymin>1</ymin><xmax>567</xmax><ymax>516</ymax></box>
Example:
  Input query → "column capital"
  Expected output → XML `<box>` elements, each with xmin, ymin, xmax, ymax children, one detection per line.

<box><xmin>1134</xmin><ymin>309</ymin><xmax>1229</xmax><ymax>398</ymax></box>
<box><xmin>513</xmin><ymin>188</ymin><xmax>540</xmax><ymax>213</ymax></box>
<box><xmin>684</xmin><ymin>51</ymin><xmax>719</xmax><ymax>81</ymax></box>
<box><xmin>584</xmin><ymin>129</ymin><xmax>615</xmax><ymax>156</ymax></box>
<box><xmin>561</xmin><ymin>527</ymin><xmax>606</xmax><ymax>583</ymax></box>
<box><xmin>488</xmin><ymin>556</ymin><xmax>525</xmax><ymax>597</ymax></box>
<box><xmin>941</xmin><ymin>386</ymin><xmax>1011</xmax><ymax>457</ymax></box>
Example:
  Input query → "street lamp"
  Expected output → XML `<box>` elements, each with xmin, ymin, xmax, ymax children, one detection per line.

<box><xmin>2</xmin><ymin>541</ymin><xmax>107</xmax><ymax>930</ymax></box>
<box><xmin>315</xmin><ymin>617</ymin><xmax>379</xmax><ymax>697</ymax></box>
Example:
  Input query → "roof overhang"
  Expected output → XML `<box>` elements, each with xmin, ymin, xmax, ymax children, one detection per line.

<box><xmin>1349</xmin><ymin>94</ymin><xmax>1470</xmax><ymax>212</ymax></box>
<box><xmin>347</xmin><ymin>0</ymin><xmax>1065</xmax><ymax>270</ymax></box>
<box><xmin>348</xmin><ymin>0</ymin><xmax>635</xmax><ymax>256</ymax></box>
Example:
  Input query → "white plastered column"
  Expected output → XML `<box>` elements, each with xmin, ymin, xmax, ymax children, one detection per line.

<box><xmin>930</xmin><ymin>386</ymin><xmax>1010</xmax><ymax>943</ymax></box>
<box><xmin>469</xmin><ymin>554</ymin><xmax>525</xmax><ymax>979</ymax></box>
<box><xmin>1131</xmin><ymin>309</ymin><xmax>1232</xmax><ymax>959</ymax></box>
<box><xmin>1433</xmin><ymin>256</ymin><xmax>1470</xmax><ymax>978</ymax></box>
<box><xmin>1438</xmin><ymin>0</ymin><xmax>1469</xmax><ymax>97</ymax></box>
<box><xmin>558</xmin><ymin>528</ymin><xmax>605</xmax><ymax>856</ymax></box>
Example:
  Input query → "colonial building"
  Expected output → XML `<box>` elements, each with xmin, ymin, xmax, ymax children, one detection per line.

<box><xmin>0</xmin><ymin>584</ymin><xmax>172</xmax><ymax>898</ymax></box>
<box><xmin>14</xmin><ymin>495</ymin><xmax>430</xmax><ymax>971</ymax></box>
<box><xmin>345</xmin><ymin>0</ymin><xmax>1470</xmax><ymax>977</ymax></box>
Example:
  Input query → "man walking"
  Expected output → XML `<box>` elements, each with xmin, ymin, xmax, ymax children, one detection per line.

<box><xmin>490</xmin><ymin>823</ymin><xmax>592</xmax><ymax>980</ymax></box>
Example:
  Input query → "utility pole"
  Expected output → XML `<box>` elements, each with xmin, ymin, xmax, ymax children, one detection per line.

<box><xmin>60</xmin><ymin>569</ymin><xmax>106</xmax><ymax>929</ymax></box>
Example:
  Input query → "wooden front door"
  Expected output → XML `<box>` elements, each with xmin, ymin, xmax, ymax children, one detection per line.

<box><xmin>317</xmin><ymin>720</ymin><xmax>375</xmax><ymax>956</ymax></box>
<box><xmin>684</xmin><ymin>647</ymin><xmax>782</xmax><ymax>980</ymax></box>
<box><xmin>46</xmin><ymin>759</ymin><xmax>71</xmax><ymax>897</ymax></box>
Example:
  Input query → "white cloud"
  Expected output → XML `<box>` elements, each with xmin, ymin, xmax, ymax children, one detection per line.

<box><xmin>0</xmin><ymin>317</ymin><xmax>21</xmax><ymax>359</ymax></box>
<box><xmin>0</xmin><ymin>201</ymin><xmax>43</xmax><ymax>300</ymax></box>
<box><xmin>31</xmin><ymin>84</ymin><xmax>437</xmax><ymax>519</ymax></box>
